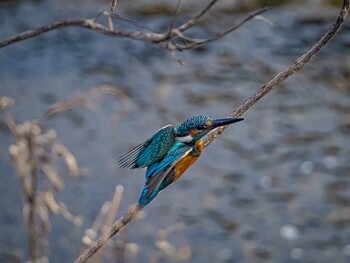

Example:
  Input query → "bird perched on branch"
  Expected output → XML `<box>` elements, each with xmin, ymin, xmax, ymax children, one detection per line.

<box><xmin>118</xmin><ymin>115</ymin><xmax>244</xmax><ymax>206</ymax></box>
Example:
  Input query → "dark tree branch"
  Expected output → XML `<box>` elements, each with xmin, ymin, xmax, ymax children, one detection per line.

<box><xmin>168</xmin><ymin>0</ymin><xmax>182</xmax><ymax>34</ymax></box>
<box><xmin>176</xmin><ymin>0</ymin><xmax>218</xmax><ymax>33</ymax></box>
<box><xmin>203</xmin><ymin>0</ymin><xmax>350</xmax><ymax>146</ymax></box>
<box><xmin>74</xmin><ymin>204</ymin><xmax>143</xmax><ymax>263</ymax></box>
<box><xmin>0</xmin><ymin>2</ymin><xmax>264</xmax><ymax>50</ymax></box>
<box><xmin>0</xmin><ymin>18</ymin><xmax>165</xmax><ymax>49</ymax></box>
<box><xmin>169</xmin><ymin>8</ymin><xmax>268</xmax><ymax>51</ymax></box>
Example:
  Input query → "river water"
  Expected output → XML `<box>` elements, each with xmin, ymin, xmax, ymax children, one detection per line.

<box><xmin>1</xmin><ymin>0</ymin><xmax>350</xmax><ymax>262</ymax></box>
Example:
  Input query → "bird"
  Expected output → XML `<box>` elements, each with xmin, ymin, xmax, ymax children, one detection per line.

<box><xmin>118</xmin><ymin>115</ymin><xmax>244</xmax><ymax>206</ymax></box>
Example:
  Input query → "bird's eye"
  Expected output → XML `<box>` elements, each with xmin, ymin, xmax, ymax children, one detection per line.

<box><xmin>196</xmin><ymin>125</ymin><xmax>205</xmax><ymax>130</ymax></box>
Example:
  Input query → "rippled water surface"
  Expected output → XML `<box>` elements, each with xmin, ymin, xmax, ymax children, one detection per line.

<box><xmin>1</xmin><ymin>0</ymin><xmax>350</xmax><ymax>262</ymax></box>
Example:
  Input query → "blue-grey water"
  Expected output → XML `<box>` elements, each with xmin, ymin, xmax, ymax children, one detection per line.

<box><xmin>1</xmin><ymin>0</ymin><xmax>350</xmax><ymax>262</ymax></box>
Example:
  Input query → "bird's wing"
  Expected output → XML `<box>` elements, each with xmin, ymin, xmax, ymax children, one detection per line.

<box><xmin>118</xmin><ymin>125</ymin><xmax>175</xmax><ymax>169</ymax></box>
<box><xmin>139</xmin><ymin>144</ymin><xmax>192</xmax><ymax>206</ymax></box>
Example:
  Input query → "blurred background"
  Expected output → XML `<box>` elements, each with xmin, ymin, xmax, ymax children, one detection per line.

<box><xmin>1</xmin><ymin>0</ymin><xmax>350</xmax><ymax>262</ymax></box>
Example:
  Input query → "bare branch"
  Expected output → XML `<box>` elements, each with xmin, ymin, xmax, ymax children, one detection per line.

<box><xmin>203</xmin><ymin>0</ymin><xmax>350</xmax><ymax>147</ymax></box>
<box><xmin>74</xmin><ymin>204</ymin><xmax>143</xmax><ymax>263</ymax></box>
<box><xmin>189</xmin><ymin>8</ymin><xmax>268</xmax><ymax>46</ymax></box>
<box><xmin>168</xmin><ymin>0</ymin><xmax>182</xmax><ymax>34</ymax></box>
<box><xmin>176</xmin><ymin>0</ymin><xmax>218</xmax><ymax>33</ymax></box>
<box><xmin>0</xmin><ymin>1</ymin><xmax>260</xmax><ymax>51</ymax></box>
<box><xmin>168</xmin><ymin>8</ymin><xmax>268</xmax><ymax>51</ymax></box>
<box><xmin>0</xmin><ymin>18</ymin><xmax>165</xmax><ymax>49</ymax></box>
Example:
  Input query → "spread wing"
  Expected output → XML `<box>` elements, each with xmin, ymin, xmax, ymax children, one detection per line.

<box><xmin>118</xmin><ymin>125</ymin><xmax>175</xmax><ymax>169</ymax></box>
<box><xmin>139</xmin><ymin>143</ymin><xmax>192</xmax><ymax>206</ymax></box>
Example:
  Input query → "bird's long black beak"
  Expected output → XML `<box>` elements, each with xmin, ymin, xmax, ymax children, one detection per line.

<box><xmin>210</xmin><ymin>118</ymin><xmax>244</xmax><ymax>129</ymax></box>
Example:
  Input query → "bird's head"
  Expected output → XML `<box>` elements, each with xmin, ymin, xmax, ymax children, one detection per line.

<box><xmin>174</xmin><ymin>115</ymin><xmax>244</xmax><ymax>144</ymax></box>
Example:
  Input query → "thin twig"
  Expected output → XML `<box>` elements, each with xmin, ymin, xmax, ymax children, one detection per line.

<box><xmin>111</xmin><ymin>13</ymin><xmax>160</xmax><ymax>33</ymax></box>
<box><xmin>168</xmin><ymin>0</ymin><xmax>182</xmax><ymax>35</ymax></box>
<box><xmin>166</xmin><ymin>0</ymin><xmax>182</xmax><ymax>50</ymax></box>
<box><xmin>169</xmin><ymin>8</ymin><xmax>268</xmax><ymax>50</ymax></box>
<box><xmin>203</xmin><ymin>0</ymin><xmax>350</xmax><ymax>146</ymax></box>
<box><xmin>74</xmin><ymin>204</ymin><xmax>143</xmax><ymax>263</ymax></box>
<box><xmin>176</xmin><ymin>0</ymin><xmax>218</xmax><ymax>33</ymax></box>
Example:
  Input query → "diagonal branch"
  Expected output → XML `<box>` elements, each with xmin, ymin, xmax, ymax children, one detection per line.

<box><xmin>168</xmin><ymin>0</ymin><xmax>182</xmax><ymax>35</ymax></box>
<box><xmin>203</xmin><ymin>0</ymin><xmax>350</xmax><ymax>147</ymax></box>
<box><xmin>74</xmin><ymin>204</ymin><xmax>143</xmax><ymax>263</ymax></box>
<box><xmin>73</xmin><ymin>1</ymin><xmax>350</xmax><ymax>263</ymax></box>
<box><xmin>176</xmin><ymin>0</ymin><xmax>218</xmax><ymax>33</ymax></box>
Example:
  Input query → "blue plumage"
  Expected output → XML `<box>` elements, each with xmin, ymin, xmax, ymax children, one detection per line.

<box><xmin>118</xmin><ymin>125</ymin><xmax>175</xmax><ymax>169</ymax></box>
<box><xmin>175</xmin><ymin>115</ymin><xmax>211</xmax><ymax>137</ymax></box>
<box><xmin>139</xmin><ymin>142</ymin><xmax>192</xmax><ymax>205</ymax></box>
<box><xmin>145</xmin><ymin>142</ymin><xmax>188</xmax><ymax>178</ymax></box>
<box><xmin>118</xmin><ymin>115</ymin><xmax>244</xmax><ymax>206</ymax></box>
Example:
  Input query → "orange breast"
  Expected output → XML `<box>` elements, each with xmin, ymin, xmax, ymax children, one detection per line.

<box><xmin>173</xmin><ymin>140</ymin><xmax>203</xmax><ymax>182</ymax></box>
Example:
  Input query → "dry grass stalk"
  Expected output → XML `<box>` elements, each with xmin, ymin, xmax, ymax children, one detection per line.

<box><xmin>2</xmin><ymin>100</ymin><xmax>81</xmax><ymax>261</ymax></box>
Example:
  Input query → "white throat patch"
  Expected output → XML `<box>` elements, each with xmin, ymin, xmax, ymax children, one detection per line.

<box><xmin>175</xmin><ymin>135</ymin><xmax>193</xmax><ymax>143</ymax></box>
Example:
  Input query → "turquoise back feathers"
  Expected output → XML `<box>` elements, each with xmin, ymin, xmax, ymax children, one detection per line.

<box><xmin>118</xmin><ymin>115</ymin><xmax>244</xmax><ymax>206</ymax></box>
<box><xmin>117</xmin><ymin>116</ymin><xmax>211</xmax><ymax>169</ymax></box>
<box><xmin>118</xmin><ymin>125</ymin><xmax>175</xmax><ymax>169</ymax></box>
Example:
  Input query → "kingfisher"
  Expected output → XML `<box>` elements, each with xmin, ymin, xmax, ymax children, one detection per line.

<box><xmin>118</xmin><ymin>115</ymin><xmax>244</xmax><ymax>206</ymax></box>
